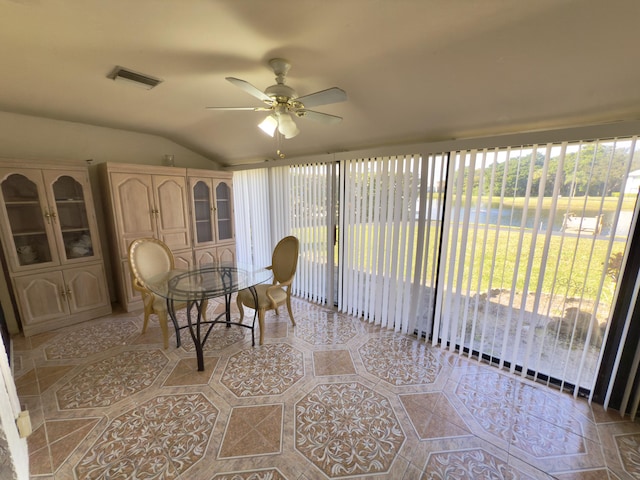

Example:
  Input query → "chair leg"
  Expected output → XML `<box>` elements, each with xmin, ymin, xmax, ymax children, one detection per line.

<box><xmin>156</xmin><ymin>310</ymin><xmax>170</xmax><ymax>349</ymax></box>
<box><xmin>142</xmin><ymin>311</ymin><xmax>150</xmax><ymax>333</ymax></box>
<box><xmin>258</xmin><ymin>308</ymin><xmax>266</xmax><ymax>345</ymax></box>
<box><xmin>202</xmin><ymin>299</ymin><xmax>208</xmax><ymax>322</ymax></box>
<box><xmin>236</xmin><ymin>295</ymin><xmax>245</xmax><ymax>324</ymax></box>
<box><xmin>142</xmin><ymin>303</ymin><xmax>152</xmax><ymax>333</ymax></box>
<box><xmin>286</xmin><ymin>295</ymin><xmax>295</xmax><ymax>326</ymax></box>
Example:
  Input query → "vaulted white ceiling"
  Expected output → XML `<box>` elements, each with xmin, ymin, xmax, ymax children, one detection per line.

<box><xmin>1</xmin><ymin>0</ymin><xmax>639</xmax><ymax>166</ymax></box>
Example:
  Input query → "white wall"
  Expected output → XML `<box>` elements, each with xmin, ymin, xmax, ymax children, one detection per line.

<box><xmin>0</xmin><ymin>338</ymin><xmax>28</xmax><ymax>480</ymax></box>
<box><xmin>0</xmin><ymin>111</ymin><xmax>220</xmax><ymax>169</ymax></box>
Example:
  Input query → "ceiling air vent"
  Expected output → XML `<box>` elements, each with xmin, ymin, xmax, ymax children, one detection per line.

<box><xmin>108</xmin><ymin>66</ymin><xmax>162</xmax><ymax>90</ymax></box>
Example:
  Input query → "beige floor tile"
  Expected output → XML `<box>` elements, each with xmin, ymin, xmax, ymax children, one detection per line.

<box><xmin>219</xmin><ymin>404</ymin><xmax>283</xmax><ymax>458</ymax></box>
<box><xmin>163</xmin><ymin>357</ymin><xmax>218</xmax><ymax>386</ymax></box>
<box><xmin>312</xmin><ymin>349</ymin><xmax>356</xmax><ymax>376</ymax></box>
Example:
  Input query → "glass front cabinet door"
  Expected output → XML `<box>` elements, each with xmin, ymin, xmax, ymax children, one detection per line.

<box><xmin>215</xmin><ymin>180</ymin><xmax>234</xmax><ymax>242</ymax></box>
<box><xmin>192</xmin><ymin>179</ymin><xmax>214</xmax><ymax>247</ymax></box>
<box><xmin>0</xmin><ymin>168</ymin><xmax>100</xmax><ymax>272</ymax></box>
<box><xmin>44</xmin><ymin>170</ymin><xmax>99</xmax><ymax>263</ymax></box>
<box><xmin>190</xmin><ymin>175</ymin><xmax>234</xmax><ymax>248</ymax></box>
<box><xmin>189</xmin><ymin>173</ymin><xmax>234</xmax><ymax>267</ymax></box>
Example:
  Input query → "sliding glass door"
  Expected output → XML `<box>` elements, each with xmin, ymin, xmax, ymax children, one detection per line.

<box><xmin>436</xmin><ymin>139</ymin><xmax>640</xmax><ymax>393</ymax></box>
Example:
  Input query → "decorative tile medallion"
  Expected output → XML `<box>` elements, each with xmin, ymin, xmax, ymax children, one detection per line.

<box><xmin>455</xmin><ymin>372</ymin><xmax>586</xmax><ymax>457</ymax></box>
<box><xmin>75</xmin><ymin>393</ymin><xmax>218</xmax><ymax>479</ymax></box>
<box><xmin>614</xmin><ymin>433</ymin><xmax>640</xmax><ymax>477</ymax></box>
<box><xmin>44</xmin><ymin>320</ymin><xmax>139</xmax><ymax>359</ymax></box>
<box><xmin>424</xmin><ymin>448</ymin><xmax>536</xmax><ymax>479</ymax></box>
<box><xmin>358</xmin><ymin>335</ymin><xmax>442</xmax><ymax>385</ymax></box>
<box><xmin>221</xmin><ymin>343</ymin><xmax>304</xmax><ymax>397</ymax></box>
<box><xmin>56</xmin><ymin>350</ymin><xmax>168</xmax><ymax>409</ymax></box>
<box><xmin>295</xmin><ymin>382</ymin><xmax>405</xmax><ymax>477</ymax></box>
<box><xmin>212</xmin><ymin>469</ymin><xmax>287</xmax><ymax>480</ymax></box>
<box><xmin>294</xmin><ymin>310</ymin><xmax>359</xmax><ymax>345</ymax></box>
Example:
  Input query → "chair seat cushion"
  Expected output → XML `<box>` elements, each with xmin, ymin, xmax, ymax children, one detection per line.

<box><xmin>237</xmin><ymin>285</ymin><xmax>287</xmax><ymax>309</ymax></box>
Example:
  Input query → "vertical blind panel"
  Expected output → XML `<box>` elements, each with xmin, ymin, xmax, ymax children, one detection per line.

<box><xmin>233</xmin><ymin>170</ymin><xmax>271</xmax><ymax>267</ymax></box>
<box><xmin>414</xmin><ymin>153</ymin><xmax>448</xmax><ymax>339</ymax></box>
<box><xmin>232</xmin><ymin>171</ymin><xmax>251</xmax><ymax>265</ymax></box>
<box><xmin>269</xmin><ymin>166</ymin><xmax>290</xmax><ymax>244</ymax></box>
<box><xmin>338</xmin><ymin>154</ymin><xmax>437</xmax><ymax>332</ymax></box>
<box><xmin>286</xmin><ymin>163</ymin><xmax>329</xmax><ymax>302</ymax></box>
<box><xmin>598</xmin><ymin>137</ymin><xmax>640</xmax><ymax>411</ymax></box>
<box><xmin>438</xmin><ymin>138</ymin><xmax>639</xmax><ymax>394</ymax></box>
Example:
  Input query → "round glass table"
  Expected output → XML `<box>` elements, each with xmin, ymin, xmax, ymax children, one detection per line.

<box><xmin>146</xmin><ymin>262</ymin><xmax>272</xmax><ymax>370</ymax></box>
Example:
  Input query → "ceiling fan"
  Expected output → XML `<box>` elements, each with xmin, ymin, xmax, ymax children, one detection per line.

<box><xmin>207</xmin><ymin>58</ymin><xmax>347</xmax><ymax>139</ymax></box>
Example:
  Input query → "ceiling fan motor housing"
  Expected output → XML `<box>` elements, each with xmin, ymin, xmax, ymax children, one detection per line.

<box><xmin>265</xmin><ymin>83</ymin><xmax>297</xmax><ymax>104</ymax></box>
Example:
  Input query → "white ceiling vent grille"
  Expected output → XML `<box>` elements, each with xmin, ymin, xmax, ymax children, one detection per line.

<box><xmin>108</xmin><ymin>66</ymin><xmax>162</xmax><ymax>90</ymax></box>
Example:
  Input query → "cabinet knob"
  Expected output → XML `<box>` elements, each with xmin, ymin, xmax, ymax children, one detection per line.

<box><xmin>44</xmin><ymin>209</ymin><xmax>57</xmax><ymax>224</ymax></box>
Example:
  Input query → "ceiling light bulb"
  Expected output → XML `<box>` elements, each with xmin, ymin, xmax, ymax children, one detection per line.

<box><xmin>258</xmin><ymin>114</ymin><xmax>277</xmax><ymax>137</ymax></box>
<box><xmin>277</xmin><ymin>112</ymin><xmax>299</xmax><ymax>139</ymax></box>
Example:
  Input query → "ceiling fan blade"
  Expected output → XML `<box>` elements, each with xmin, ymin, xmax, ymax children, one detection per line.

<box><xmin>297</xmin><ymin>109</ymin><xmax>343</xmax><ymax>124</ymax></box>
<box><xmin>205</xmin><ymin>106</ymin><xmax>271</xmax><ymax>111</ymax></box>
<box><xmin>226</xmin><ymin>77</ymin><xmax>272</xmax><ymax>103</ymax></box>
<box><xmin>296</xmin><ymin>87</ymin><xmax>347</xmax><ymax>108</ymax></box>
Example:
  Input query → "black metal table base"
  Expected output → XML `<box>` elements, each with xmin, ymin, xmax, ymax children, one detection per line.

<box><xmin>166</xmin><ymin>285</ymin><xmax>260</xmax><ymax>371</ymax></box>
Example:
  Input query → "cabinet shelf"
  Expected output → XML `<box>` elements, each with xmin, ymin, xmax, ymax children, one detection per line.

<box><xmin>5</xmin><ymin>200</ymin><xmax>40</xmax><ymax>206</ymax></box>
<box><xmin>12</xmin><ymin>230</ymin><xmax>46</xmax><ymax>237</ymax></box>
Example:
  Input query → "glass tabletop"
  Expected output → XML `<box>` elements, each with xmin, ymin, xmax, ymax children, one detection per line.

<box><xmin>146</xmin><ymin>262</ymin><xmax>272</xmax><ymax>302</ymax></box>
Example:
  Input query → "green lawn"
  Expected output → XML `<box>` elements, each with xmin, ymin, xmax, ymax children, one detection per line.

<box><xmin>445</xmin><ymin>226</ymin><xmax>622</xmax><ymax>318</ymax></box>
<box><xmin>293</xmin><ymin>196</ymin><xmax>632</xmax><ymax>316</ymax></box>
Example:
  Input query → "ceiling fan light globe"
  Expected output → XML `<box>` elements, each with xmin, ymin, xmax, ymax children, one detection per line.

<box><xmin>278</xmin><ymin>112</ymin><xmax>299</xmax><ymax>138</ymax></box>
<box><xmin>258</xmin><ymin>114</ymin><xmax>277</xmax><ymax>137</ymax></box>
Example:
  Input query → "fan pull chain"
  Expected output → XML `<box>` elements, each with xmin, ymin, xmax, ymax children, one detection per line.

<box><xmin>276</xmin><ymin>131</ymin><xmax>286</xmax><ymax>158</ymax></box>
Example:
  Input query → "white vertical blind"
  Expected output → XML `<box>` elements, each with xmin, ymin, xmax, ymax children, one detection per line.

<box><xmin>235</xmin><ymin>163</ymin><xmax>333</xmax><ymax>303</ymax></box>
<box><xmin>413</xmin><ymin>154</ymin><xmax>448</xmax><ymax>338</ymax></box>
<box><xmin>265</xmin><ymin>163</ymin><xmax>331</xmax><ymax>302</ymax></box>
<box><xmin>438</xmin><ymin>139</ymin><xmax>638</xmax><ymax>394</ymax></box>
<box><xmin>339</xmin><ymin>154</ymin><xmax>439</xmax><ymax>333</ymax></box>
<box><xmin>268</xmin><ymin>166</ymin><xmax>291</xmax><ymax>245</ymax></box>
<box><xmin>233</xmin><ymin>169</ymin><xmax>272</xmax><ymax>267</ymax></box>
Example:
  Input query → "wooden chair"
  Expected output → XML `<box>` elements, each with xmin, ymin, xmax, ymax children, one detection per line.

<box><xmin>128</xmin><ymin>237</ymin><xmax>206</xmax><ymax>348</ymax></box>
<box><xmin>236</xmin><ymin>236</ymin><xmax>299</xmax><ymax>345</ymax></box>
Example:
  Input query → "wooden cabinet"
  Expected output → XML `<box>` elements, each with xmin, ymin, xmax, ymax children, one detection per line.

<box><xmin>107</xmin><ymin>171</ymin><xmax>191</xmax><ymax>255</ymax></box>
<box><xmin>13</xmin><ymin>264</ymin><xmax>108</xmax><ymax>325</ymax></box>
<box><xmin>188</xmin><ymin>169</ymin><xmax>235</xmax><ymax>267</ymax></box>
<box><xmin>100</xmin><ymin>163</ymin><xmax>234</xmax><ymax>312</ymax></box>
<box><xmin>0</xmin><ymin>161</ymin><xmax>111</xmax><ymax>335</ymax></box>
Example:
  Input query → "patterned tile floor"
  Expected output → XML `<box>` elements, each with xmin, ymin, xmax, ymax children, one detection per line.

<box><xmin>11</xmin><ymin>297</ymin><xmax>640</xmax><ymax>479</ymax></box>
